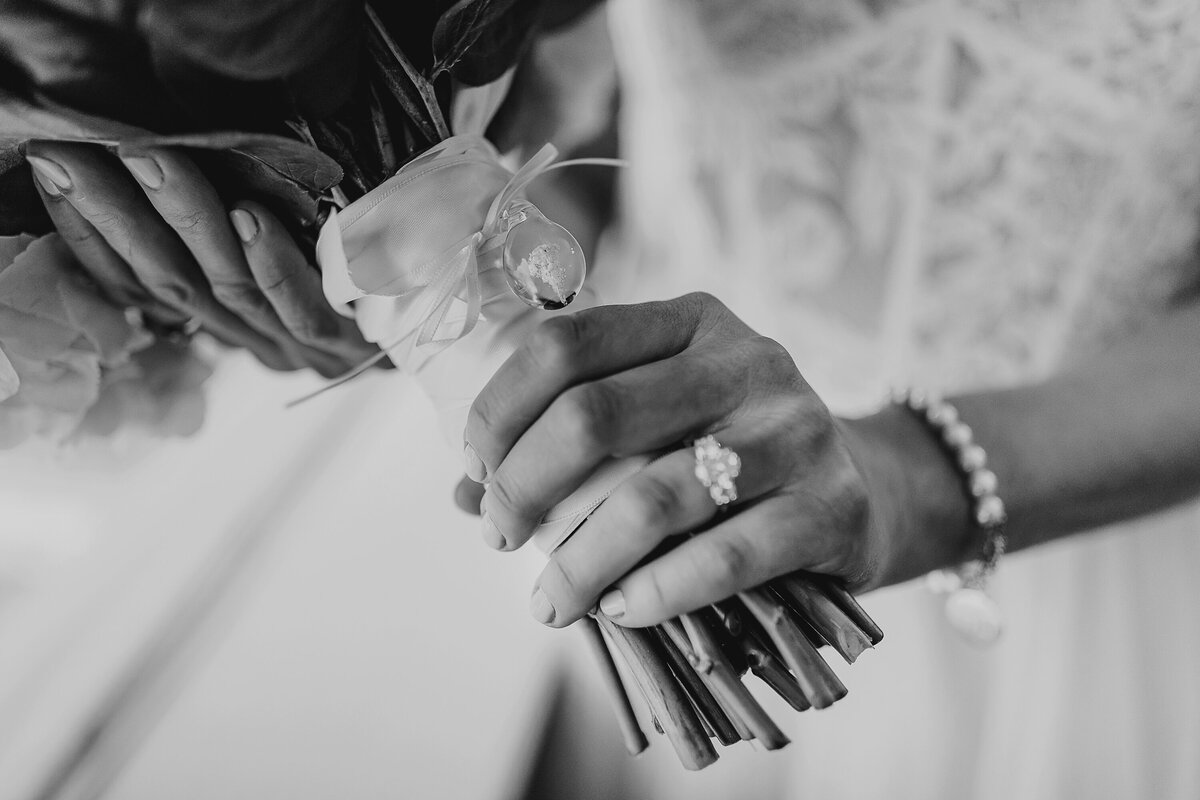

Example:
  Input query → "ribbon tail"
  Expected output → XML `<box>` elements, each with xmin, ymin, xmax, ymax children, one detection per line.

<box><xmin>484</xmin><ymin>144</ymin><xmax>560</xmax><ymax>235</ymax></box>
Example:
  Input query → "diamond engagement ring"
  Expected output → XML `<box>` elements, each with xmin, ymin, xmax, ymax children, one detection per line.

<box><xmin>693</xmin><ymin>434</ymin><xmax>741</xmax><ymax>507</ymax></box>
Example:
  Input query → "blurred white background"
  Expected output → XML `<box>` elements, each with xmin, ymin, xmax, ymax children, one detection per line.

<box><xmin>0</xmin><ymin>354</ymin><xmax>564</xmax><ymax>800</ymax></box>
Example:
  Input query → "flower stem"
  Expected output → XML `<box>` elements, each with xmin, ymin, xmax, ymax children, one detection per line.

<box><xmin>774</xmin><ymin>575</ymin><xmax>873</xmax><ymax>664</ymax></box>
<box><xmin>581</xmin><ymin>616</ymin><xmax>648</xmax><ymax>756</ymax></box>
<box><xmin>738</xmin><ymin>588</ymin><xmax>847</xmax><ymax>709</ymax></box>
<box><xmin>595</xmin><ymin>615</ymin><xmax>718</xmax><ymax>770</ymax></box>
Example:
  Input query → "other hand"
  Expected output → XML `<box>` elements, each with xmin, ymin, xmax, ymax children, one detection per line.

<box><xmin>464</xmin><ymin>292</ymin><xmax>897</xmax><ymax>628</ymax></box>
<box><xmin>25</xmin><ymin>141</ymin><xmax>376</xmax><ymax>376</ymax></box>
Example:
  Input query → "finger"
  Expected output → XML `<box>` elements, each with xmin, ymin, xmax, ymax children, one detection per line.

<box><xmin>25</xmin><ymin>142</ymin><xmax>293</xmax><ymax>371</ymax></box>
<box><xmin>603</xmin><ymin>472</ymin><xmax>870</xmax><ymax>629</ymax></box>
<box><xmin>599</xmin><ymin>500</ymin><xmax>803</xmax><ymax>628</ymax></box>
<box><xmin>482</xmin><ymin>347</ymin><xmax>748</xmax><ymax>551</ymax></box>
<box><xmin>530</xmin><ymin>428</ymin><xmax>789</xmax><ymax>627</ymax></box>
<box><xmin>118</xmin><ymin>147</ymin><xmax>349</xmax><ymax>375</ymax></box>
<box><xmin>465</xmin><ymin>293</ymin><xmax>727</xmax><ymax>481</ymax></box>
<box><xmin>232</xmin><ymin>201</ymin><xmax>376</xmax><ymax>362</ymax></box>
<box><xmin>454</xmin><ymin>475</ymin><xmax>486</xmax><ymax>516</ymax></box>
<box><xmin>31</xmin><ymin>166</ymin><xmax>188</xmax><ymax>323</ymax></box>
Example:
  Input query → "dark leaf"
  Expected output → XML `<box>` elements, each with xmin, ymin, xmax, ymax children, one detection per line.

<box><xmin>432</xmin><ymin>0</ymin><xmax>543</xmax><ymax>86</ymax></box>
<box><xmin>0</xmin><ymin>88</ymin><xmax>342</xmax><ymax>234</ymax></box>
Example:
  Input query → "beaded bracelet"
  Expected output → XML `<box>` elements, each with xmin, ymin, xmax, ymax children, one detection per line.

<box><xmin>893</xmin><ymin>389</ymin><xmax>1007</xmax><ymax>645</ymax></box>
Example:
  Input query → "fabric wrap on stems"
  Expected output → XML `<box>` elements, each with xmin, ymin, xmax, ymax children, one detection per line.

<box><xmin>315</xmin><ymin>132</ymin><xmax>650</xmax><ymax>553</ymax></box>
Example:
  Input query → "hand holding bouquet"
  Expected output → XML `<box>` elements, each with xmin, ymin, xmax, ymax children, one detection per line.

<box><xmin>314</xmin><ymin>89</ymin><xmax>886</xmax><ymax>771</ymax></box>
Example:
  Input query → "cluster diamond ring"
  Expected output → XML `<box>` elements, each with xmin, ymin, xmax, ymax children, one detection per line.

<box><xmin>692</xmin><ymin>434</ymin><xmax>741</xmax><ymax>507</ymax></box>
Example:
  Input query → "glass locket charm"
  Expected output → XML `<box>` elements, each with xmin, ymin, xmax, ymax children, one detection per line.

<box><xmin>500</xmin><ymin>201</ymin><xmax>586</xmax><ymax>310</ymax></box>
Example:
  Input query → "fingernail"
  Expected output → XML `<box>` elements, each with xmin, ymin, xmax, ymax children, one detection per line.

<box><xmin>27</xmin><ymin>156</ymin><xmax>71</xmax><ymax>195</ymax></box>
<box><xmin>599</xmin><ymin>589</ymin><xmax>626</xmax><ymax>618</ymax></box>
<box><xmin>229</xmin><ymin>209</ymin><xmax>258</xmax><ymax>243</ymax></box>
<box><xmin>121</xmin><ymin>156</ymin><xmax>164</xmax><ymax>189</ymax></box>
<box><xmin>463</xmin><ymin>442</ymin><xmax>487</xmax><ymax>483</ymax></box>
<box><xmin>481</xmin><ymin>512</ymin><xmax>506</xmax><ymax>550</ymax></box>
<box><xmin>530</xmin><ymin>587</ymin><xmax>555</xmax><ymax>625</ymax></box>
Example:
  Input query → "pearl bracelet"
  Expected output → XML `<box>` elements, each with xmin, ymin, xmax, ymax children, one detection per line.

<box><xmin>893</xmin><ymin>389</ymin><xmax>1007</xmax><ymax>645</ymax></box>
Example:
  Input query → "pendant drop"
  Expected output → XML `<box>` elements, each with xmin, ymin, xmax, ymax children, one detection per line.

<box><xmin>943</xmin><ymin>587</ymin><xmax>1003</xmax><ymax>645</ymax></box>
<box><xmin>500</xmin><ymin>203</ymin><xmax>586</xmax><ymax>310</ymax></box>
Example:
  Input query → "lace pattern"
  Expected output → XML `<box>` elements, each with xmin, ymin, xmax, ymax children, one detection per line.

<box><xmin>613</xmin><ymin>0</ymin><xmax>1200</xmax><ymax>400</ymax></box>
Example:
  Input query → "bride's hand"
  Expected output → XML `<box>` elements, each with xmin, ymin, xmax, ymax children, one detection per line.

<box><xmin>464</xmin><ymin>293</ymin><xmax>916</xmax><ymax>628</ymax></box>
<box><xmin>25</xmin><ymin>141</ymin><xmax>375</xmax><ymax>376</ymax></box>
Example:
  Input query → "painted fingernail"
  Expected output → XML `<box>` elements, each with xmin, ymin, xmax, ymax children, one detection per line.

<box><xmin>463</xmin><ymin>442</ymin><xmax>487</xmax><ymax>483</ymax></box>
<box><xmin>229</xmin><ymin>209</ymin><xmax>258</xmax><ymax>243</ymax></box>
<box><xmin>530</xmin><ymin>587</ymin><xmax>555</xmax><ymax>625</ymax></box>
<box><xmin>481</xmin><ymin>512</ymin><xmax>506</xmax><ymax>550</ymax></box>
<box><xmin>599</xmin><ymin>589</ymin><xmax>626</xmax><ymax>618</ymax></box>
<box><xmin>121</xmin><ymin>156</ymin><xmax>164</xmax><ymax>189</ymax></box>
<box><xmin>26</xmin><ymin>156</ymin><xmax>71</xmax><ymax>195</ymax></box>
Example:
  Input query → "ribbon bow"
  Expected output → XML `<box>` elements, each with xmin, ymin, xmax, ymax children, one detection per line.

<box><xmin>295</xmin><ymin>135</ymin><xmax>624</xmax><ymax>405</ymax></box>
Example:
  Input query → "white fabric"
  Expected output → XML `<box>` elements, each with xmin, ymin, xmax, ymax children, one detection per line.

<box><xmin>316</xmin><ymin>98</ymin><xmax>647</xmax><ymax>552</ymax></box>
<box><xmin>609</xmin><ymin>0</ymin><xmax>1200</xmax><ymax>797</ymax></box>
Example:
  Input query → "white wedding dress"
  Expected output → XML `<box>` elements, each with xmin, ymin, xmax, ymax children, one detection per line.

<box><xmin>604</xmin><ymin>0</ymin><xmax>1200</xmax><ymax>797</ymax></box>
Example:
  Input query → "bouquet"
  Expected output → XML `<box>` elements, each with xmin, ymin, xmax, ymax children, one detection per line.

<box><xmin>0</xmin><ymin>0</ymin><xmax>883</xmax><ymax>767</ymax></box>
<box><xmin>312</xmin><ymin>41</ymin><xmax>885</xmax><ymax>771</ymax></box>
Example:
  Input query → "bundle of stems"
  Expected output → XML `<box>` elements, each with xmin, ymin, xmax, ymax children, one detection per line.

<box><xmin>580</xmin><ymin>571</ymin><xmax>883</xmax><ymax>770</ymax></box>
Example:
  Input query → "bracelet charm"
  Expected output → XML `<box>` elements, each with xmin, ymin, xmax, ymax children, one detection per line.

<box><xmin>893</xmin><ymin>389</ymin><xmax>1007</xmax><ymax>645</ymax></box>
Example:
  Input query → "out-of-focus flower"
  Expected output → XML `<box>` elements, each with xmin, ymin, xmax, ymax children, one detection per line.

<box><xmin>0</xmin><ymin>233</ymin><xmax>211</xmax><ymax>448</ymax></box>
<box><xmin>73</xmin><ymin>339</ymin><xmax>214</xmax><ymax>443</ymax></box>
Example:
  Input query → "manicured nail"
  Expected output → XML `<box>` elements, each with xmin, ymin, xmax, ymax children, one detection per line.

<box><xmin>481</xmin><ymin>512</ymin><xmax>506</xmax><ymax>550</ymax></box>
<box><xmin>530</xmin><ymin>587</ymin><xmax>555</xmax><ymax>625</ymax></box>
<box><xmin>463</xmin><ymin>442</ymin><xmax>487</xmax><ymax>482</ymax></box>
<box><xmin>599</xmin><ymin>589</ymin><xmax>626</xmax><ymax>618</ymax></box>
<box><xmin>26</xmin><ymin>156</ymin><xmax>71</xmax><ymax>195</ymax></box>
<box><xmin>229</xmin><ymin>209</ymin><xmax>258</xmax><ymax>243</ymax></box>
<box><xmin>121</xmin><ymin>156</ymin><xmax>164</xmax><ymax>189</ymax></box>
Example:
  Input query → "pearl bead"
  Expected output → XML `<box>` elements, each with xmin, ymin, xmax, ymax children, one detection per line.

<box><xmin>926</xmin><ymin>402</ymin><xmax>959</xmax><ymax>426</ymax></box>
<box><xmin>975</xmin><ymin>494</ymin><xmax>1007</xmax><ymax>527</ymax></box>
<box><xmin>958</xmin><ymin>444</ymin><xmax>987</xmax><ymax>472</ymax></box>
<box><xmin>943</xmin><ymin>421</ymin><xmax>973</xmax><ymax>448</ymax></box>
<box><xmin>968</xmin><ymin>468</ymin><xmax>998</xmax><ymax>496</ymax></box>
<box><xmin>925</xmin><ymin>569</ymin><xmax>963</xmax><ymax>594</ymax></box>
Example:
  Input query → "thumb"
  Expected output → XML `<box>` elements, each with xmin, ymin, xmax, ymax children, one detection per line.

<box><xmin>454</xmin><ymin>475</ymin><xmax>486</xmax><ymax>516</ymax></box>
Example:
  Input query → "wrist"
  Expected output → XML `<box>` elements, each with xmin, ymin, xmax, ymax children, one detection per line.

<box><xmin>839</xmin><ymin>404</ymin><xmax>975</xmax><ymax>588</ymax></box>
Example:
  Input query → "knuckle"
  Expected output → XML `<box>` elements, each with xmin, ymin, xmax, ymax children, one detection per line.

<box><xmin>487</xmin><ymin>477</ymin><xmax>530</xmax><ymax>519</ymax></box>
<box><xmin>291</xmin><ymin>314</ymin><xmax>343</xmax><ymax>345</ymax></box>
<box><xmin>166</xmin><ymin>208</ymin><xmax>214</xmax><ymax>236</ymax></box>
<box><xmin>528</xmin><ymin>314</ymin><xmax>587</xmax><ymax>373</ymax></box>
<box><xmin>638</xmin><ymin>569</ymin><xmax>672</xmax><ymax>618</ymax></box>
<box><xmin>750</xmin><ymin>335</ymin><xmax>794</xmax><ymax>368</ymax></box>
<box><xmin>255</xmin><ymin>266</ymin><xmax>296</xmax><ymax>292</ymax></box>
<box><xmin>88</xmin><ymin>209</ymin><xmax>130</xmax><ymax>240</ymax></box>
<box><xmin>558</xmin><ymin>382</ymin><xmax>622</xmax><ymax>450</ymax></box>
<box><xmin>625</xmin><ymin>475</ymin><xmax>682</xmax><ymax>533</ymax></box>
<box><xmin>58</xmin><ymin>222</ymin><xmax>101</xmax><ymax>248</ymax></box>
<box><xmin>684</xmin><ymin>290</ymin><xmax>718</xmax><ymax>308</ymax></box>
<box><xmin>542</xmin><ymin>556</ymin><xmax>588</xmax><ymax>610</ymax></box>
<box><xmin>703</xmin><ymin>535</ymin><xmax>751</xmax><ymax>595</ymax></box>
<box><xmin>466</xmin><ymin>394</ymin><xmax>499</xmax><ymax>449</ymax></box>
<box><xmin>210</xmin><ymin>280</ymin><xmax>265</xmax><ymax>311</ymax></box>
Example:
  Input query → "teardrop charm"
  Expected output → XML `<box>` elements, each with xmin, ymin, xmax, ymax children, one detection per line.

<box><xmin>501</xmin><ymin>204</ymin><xmax>586</xmax><ymax>310</ymax></box>
<box><xmin>944</xmin><ymin>587</ymin><xmax>1003</xmax><ymax>645</ymax></box>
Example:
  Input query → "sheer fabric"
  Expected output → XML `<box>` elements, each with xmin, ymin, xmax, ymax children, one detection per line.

<box><xmin>609</xmin><ymin>1</ymin><xmax>1200</xmax><ymax>797</ymax></box>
